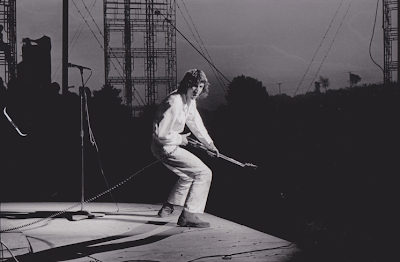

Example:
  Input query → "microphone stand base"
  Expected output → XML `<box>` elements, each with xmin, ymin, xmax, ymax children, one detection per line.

<box><xmin>70</xmin><ymin>210</ymin><xmax>104</xmax><ymax>221</ymax></box>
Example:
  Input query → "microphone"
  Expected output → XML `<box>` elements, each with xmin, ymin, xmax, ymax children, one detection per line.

<box><xmin>68</xmin><ymin>63</ymin><xmax>91</xmax><ymax>70</ymax></box>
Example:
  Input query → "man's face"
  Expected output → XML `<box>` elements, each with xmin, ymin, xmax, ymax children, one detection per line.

<box><xmin>188</xmin><ymin>82</ymin><xmax>204</xmax><ymax>100</ymax></box>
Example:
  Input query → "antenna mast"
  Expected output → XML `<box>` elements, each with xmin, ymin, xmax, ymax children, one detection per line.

<box><xmin>0</xmin><ymin>0</ymin><xmax>17</xmax><ymax>84</ymax></box>
<box><xmin>382</xmin><ymin>0</ymin><xmax>399</xmax><ymax>83</ymax></box>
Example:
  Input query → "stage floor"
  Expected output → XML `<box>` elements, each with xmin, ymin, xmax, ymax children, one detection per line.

<box><xmin>1</xmin><ymin>202</ymin><xmax>300</xmax><ymax>262</ymax></box>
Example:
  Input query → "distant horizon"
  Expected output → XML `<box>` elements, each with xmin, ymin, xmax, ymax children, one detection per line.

<box><xmin>6</xmin><ymin>0</ymin><xmax>390</xmax><ymax>106</ymax></box>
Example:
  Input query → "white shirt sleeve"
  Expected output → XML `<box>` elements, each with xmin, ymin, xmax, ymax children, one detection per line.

<box><xmin>154</xmin><ymin>96</ymin><xmax>183</xmax><ymax>146</ymax></box>
<box><xmin>186</xmin><ymin>101</ymin><xmax>213</xmax><ymax>147</ymax></box>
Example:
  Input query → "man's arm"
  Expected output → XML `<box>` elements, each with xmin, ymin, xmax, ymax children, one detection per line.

<box><xmin>154</xmin><ymin>97</ymin><xmax>183</xmax><ymax>146</ymax></box>
<box><xmin>186</xmin><ymin>104</ymin><xmax>219</xmax><ymax>157</ymax></box>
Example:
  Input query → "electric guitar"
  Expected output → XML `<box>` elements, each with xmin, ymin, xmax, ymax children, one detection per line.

<box><xmin>187</xmin><ymin>137</ymin><xmax>258</xmax><ymax>169</ymax></box>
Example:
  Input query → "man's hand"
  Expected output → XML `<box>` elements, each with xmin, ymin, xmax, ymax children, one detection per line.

<box><xmin>180</xmin><ymin>133</ymin><xmax>191</xmax><ymax>146</ymax></box>
<box><xmin>207</xmin><ymin>143</ymin><xmax>220</xmax><ymax>158</ymax></box>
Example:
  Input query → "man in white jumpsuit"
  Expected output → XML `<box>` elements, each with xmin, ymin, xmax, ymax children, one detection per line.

<box><xmin>151</xmin><ymin>69</ymin><xmax>219</xmax><ymax>228</ymax></box>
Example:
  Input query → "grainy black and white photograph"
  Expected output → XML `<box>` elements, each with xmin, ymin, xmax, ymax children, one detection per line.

<box><xmin>0</xmin><ymin>0</ymin><xmax>398</xmax><ymax>261</ymax></box>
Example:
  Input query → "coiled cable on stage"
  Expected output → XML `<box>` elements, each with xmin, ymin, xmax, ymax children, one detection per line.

<box><xmin>0</xmin><ymin>146</ymin><xmax>178</xmax><ymax>233</ymax></box>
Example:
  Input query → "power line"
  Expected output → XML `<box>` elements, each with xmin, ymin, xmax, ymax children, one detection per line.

<box><xmin>152</xmin><ymin>5</ymin><xmax>231</xmax><ymax>84</ymax></box>
<box><xmin>69</xmin><ymin>0</ymin><xmax>121</xmax><ymax>75</ymax></box>
<box><xmin>84</xmin><ymin>2</ymin><xmax>146</xmax><ymax>105</ymax></box>
<box><xmin>369</xmin><ymin>0</ymin><xmax>384</xmax><ymax>73</ymax></box>
<box><xmin>58</xmin><ymin>1</ymin><xmax>228</xmax><ymax>104</ymax></box>
<box><xmin>178</xmin><ymin>0</ymin><xmax>228</xmax><ymax>93</ymax></box>
<box><xmin>293</xmin><ymin>0</ymin><xmax>346</xmax><ymax>96</ymax></box>
<box><xmin>306</xmin><ymin>0</ymin><xmax>354</xmax><ymax>93</ymax></box>
<box><xmin>70</xmin><ymin>1</ymin><xmax>152</xmax><ymax>106</ymax></box>
<box><xmin>52</xmin><ymin>0</ymin><xmax>97</xmax><ymax>82</ymax></box>
<box><xmin>69</xmin><ymin>0</ymin><xmax>104</xmax><ymax>55</ymax></box>
<box><xmin>57</xmin><ymin>0</ymin><xmax>145</xmax><ymax>105</ymax></box>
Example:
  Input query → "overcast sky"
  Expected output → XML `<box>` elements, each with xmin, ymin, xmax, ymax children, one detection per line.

<box><xmin>14</xmin><ymin>0</ymin><xmax>386</xmax><ymax>108</ymax></box>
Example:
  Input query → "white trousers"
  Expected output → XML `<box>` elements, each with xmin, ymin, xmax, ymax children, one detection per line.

<box><xmin>151</xmin><ymin>139</ymin><xmax>212</xmax><ymax>213</ymax></box>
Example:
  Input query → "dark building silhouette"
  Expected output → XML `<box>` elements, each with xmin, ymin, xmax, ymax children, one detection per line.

<box><xmin>17</xmin><ymin>35</ymin><xmax>51</xmax><ymax>89</ymax></box>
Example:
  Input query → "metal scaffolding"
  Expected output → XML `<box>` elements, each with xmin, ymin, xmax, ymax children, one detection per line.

<box><xmin>104</xmin><ymin>0</ymin><xmax>177</xmax><ymax>114</ymax></box>
<box><xmin>383</xmin><ymin>0</ymin><xmax>399</xmax><ymax>83</ymax></box>
<box><xmin>0</xmin><ymin>0</ymin><xmax>17</xmax><ymax>84</ymax></box>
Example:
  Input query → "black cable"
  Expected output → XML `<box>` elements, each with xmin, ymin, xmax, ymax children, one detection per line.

<box><xmin>84</xmin><ymin>69</ymin><xmax>93</xmax><ymax>86</ymax></box>
<box><xmin>80</xmin><ymin>0</ymin><xmax>103</xmax><ymax>39</ymax></box>
<box><xmin>53</xmin><ymin>0</ymin><xmax>96</xmax><ymax>82</ymax></box>
<box><xmin>70</xmin><ymin>0</ymin><xmax>103</xmax><ymax>50</ymax></box>
<box><xmin>153</xmin><ymin>6</ymin><xmax>231</xmax><ymax>84</ymax></box>
<box><xmin>71</xmin><ymin>1</ymin><xmax>145</xmax><ymax>106</ymax></box>
<box><xmin>70</xmin><ymin>0</ymin><xmax>97</xmax><ymax>56</ymax></box>
<box><xmin>179</xmin><ymin>0</ymin><xmax>228</xmax><ymax>93</ymax></box>
<box><xmin>71</xmin><ymin>0</ymin><xmax>128</xmax><ymax>83</ymax></box>
<box><xmin>186</xmin><ymin>242</ymin><xmax>294</xmax><ymax>262</ymax></box>
<box><xmin>84</xmin><ymin>90</ymin><xmax>120</xmax><ymax>212</ymax></box>
<box><xmin>175</xmin><ymin>23</ymin><xmax>231</xmax><ymax>83</ymax></box>
<box><xmin>0</xmin><ymin>153</ymin><xmax>169</xmax><ymax>233</ymax></box>
<box><xmin>81</xmin><ymin>1</ymin><xmax>146</xmax><ymax>106</ymax></box>
<box><xmin>293</xmin><ymin>0</ymin><xmax>345</xmax><ymax>96</ymax></box>
<box><xmin>306</xmin><ymin>0</ymin><xmax>354</xmax><ymax>93</ymax></box>
<box><xmin>369</xmin><ymin>0</ymin><xmax>384</xmax><ymax>73</ymax></box>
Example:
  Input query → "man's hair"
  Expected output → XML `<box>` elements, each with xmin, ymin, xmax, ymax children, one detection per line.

<box><xmin>177</xmin><ymin>69</ymin><xmax>210</xmax><ymax>98</ymax></box>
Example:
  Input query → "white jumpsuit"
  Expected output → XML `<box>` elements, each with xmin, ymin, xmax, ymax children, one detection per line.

<box><xmin>151</xmin><ymin>90</ymin><xmax>214</xmax><ymax>213</ymax></box>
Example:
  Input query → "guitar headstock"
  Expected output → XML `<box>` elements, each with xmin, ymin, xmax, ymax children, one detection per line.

<box><xmin>244</xmin><ymin>163</ymin><xmax>258</xmax><ymax>169</ymax></box>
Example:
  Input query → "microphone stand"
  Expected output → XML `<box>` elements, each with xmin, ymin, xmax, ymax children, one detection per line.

<box><xmin>70</xmin><ymin>66</ymin><xmax>104</xmax><ymax>220</ymax></box>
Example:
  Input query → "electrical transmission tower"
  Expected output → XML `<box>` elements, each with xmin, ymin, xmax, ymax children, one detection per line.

<box><xmin>104</xmin><ymin>0</ymin><xmax>177</xmax><ymax>115</ymax></box>
<box><xmin>0</xmin><ymin>0</ymin><xmax>17</xmax><ymax>84</ymax></box>
<box><xmin>382</xmin><ymin>0</ymin><xmax>399</xmax><ymax>83</ymax></box>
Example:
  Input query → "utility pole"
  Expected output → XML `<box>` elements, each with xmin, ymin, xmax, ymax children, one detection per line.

<box><xmin>62</xmin><ymin>0</ymin><xmax>68</xmax><ymax>94</ymax></box>
<box><xmin>349</xmin><ymin>71</ymin><xmax>352</xmax><ymax>88</ymax></box>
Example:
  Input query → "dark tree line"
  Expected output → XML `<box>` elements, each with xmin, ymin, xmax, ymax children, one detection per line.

<box><xmin>0</xmin><ymin>76</ymin><xmax>398</xmax><ymax>261</ymax></box>
<box><xmin>203</xmin><ymin>76</ymin><xmax>398</xmax><ymax>262</ymax></box>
